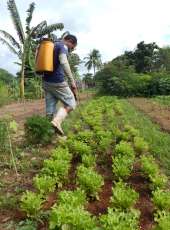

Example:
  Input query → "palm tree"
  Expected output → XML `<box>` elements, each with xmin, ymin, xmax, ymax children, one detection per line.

<box><xmin>84</xmin><ymin>49</ymin><xmax>102</xmax><ymax>76</ymax></box>
<box><xmin>0</xmin><ymin>0</ymin><xmax>64</xmax><ymax>99</ymax></box>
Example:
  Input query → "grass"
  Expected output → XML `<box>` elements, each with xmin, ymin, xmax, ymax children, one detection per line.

<box><xmin>117</xmin><ymin>99</ymin><xmax>170</xmax><ymax>176</ymax></box>
<box><xmin>151</xmin><ymin>95</ymin><xmax>170</xmax><ymax>107</ymax></box>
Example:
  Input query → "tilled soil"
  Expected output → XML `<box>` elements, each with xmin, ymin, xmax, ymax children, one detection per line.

<box><xmin>128</xmin><ymin>97</ymin><xmax>170</xmax><ymax>133</ymax></box>
<box><xmin>0</xmin><ymin>99</ymin><xmax>45</xmax><ymax>124</ymax></box>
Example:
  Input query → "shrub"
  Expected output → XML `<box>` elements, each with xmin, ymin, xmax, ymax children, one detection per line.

<box><xmin>111</xmin><ymin>180</ymin><xmax>139</xmax><ymax>209</ymax></box>
<box><xmin>77</xmin><ymin>165</ymin><xmax>104</xmax><ymax>199</ymax></box>
<box><xmin>25</xmin><ymin>115</ymin><xmax>54</xmax><ymax>145</ymax></box>
<box><xmin>0</xmin><ymin>119</ymin><xmax>8</xmax><ymax>152</ymax></box>
<box><xmin>100</xmin><ymin>208</ymin><xmax>140</xmax><ymax>230</ymax></box>
<box><xmin>0</xmin><ymin>81</ymin><xmax>10</xmax><ymax>107</ymax></box>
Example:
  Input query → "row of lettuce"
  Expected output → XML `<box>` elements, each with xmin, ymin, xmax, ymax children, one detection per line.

<box><xmin>20</xmin><ymin>97</ymin><xmax>170</xmax><ymax>229</ymax></box>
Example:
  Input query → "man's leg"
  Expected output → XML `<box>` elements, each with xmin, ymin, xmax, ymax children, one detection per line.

<box><xmin>45</xmin><ymin>90</ymin><xmax>58</xmax><ymax>121</ymax></box>
<box><xmin>51</xmin><ymin>86</ymin><xmax>76</xmax><ymax>135</ymax></box>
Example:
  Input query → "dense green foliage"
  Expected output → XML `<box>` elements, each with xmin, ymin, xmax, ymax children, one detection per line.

<box><xmin>24</xmin><ymin>115</ymin><xmax>54</xmax><ymax>144</ymax></box>
<box><xmin>96</xmin><ymin>42</ymin><xmax>170</xmax><ymax>96</ymax></box>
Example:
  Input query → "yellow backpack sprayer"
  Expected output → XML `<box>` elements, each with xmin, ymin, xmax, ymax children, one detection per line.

<box><xmin>35</xmin><ymin>38</ymin><xmax>54</xmax><ymax>74</ymax></box>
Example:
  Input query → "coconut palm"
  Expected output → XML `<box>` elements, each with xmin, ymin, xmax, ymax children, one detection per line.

<box><xmin>84</xmin><ymin>49</ymin><xmax>102</xmax><ymax>76</ymax></box>
<box><xmin>0</xmin><ymin>0</ymin><xmax>64</xmax><ymax>99</ymax></box>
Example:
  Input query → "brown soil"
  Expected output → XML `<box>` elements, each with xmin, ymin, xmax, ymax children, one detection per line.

<box><xmin>0</xmin><ymin>92</ymin><xmax>94</xmax><ymax>125</ymax></box>
<box><xmin>0</xmin><ymin>99</ymin><xmax>45</xmax><ymax>124</ymax></box>
<box><xmin>128</xmin><ymin>162</ymin><xmax>155</xmax><ymax>230</ymax></box>
<box><xmin>87</xmin><ymin>151</ymin><xmax>113</xmax><ymax>216</ymax></box>
<box><xmin>128</xmin><ymin>98</ymin><xmax>170</xmax><ymax>133</ymax></box>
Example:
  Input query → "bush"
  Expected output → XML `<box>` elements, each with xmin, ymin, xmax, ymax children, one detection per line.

<box><xmin>24</xmin><ymin>115</ymin><xmax>54</xmax><ymax>145</ymax></box>
<box><xmin>0</xmin><ymin>119</ymin><xmax>8</xmax><ymax>152</ymax></box>
<box><xmin>95</xmin><ymin>62</ymin><xmax>170</xmax><ymax>97</ymax></box>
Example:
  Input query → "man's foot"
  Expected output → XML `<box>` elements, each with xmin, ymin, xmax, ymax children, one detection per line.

<box><xmin>46</xmin><ymin>114</ymin><xmax>53</xmax><ymax>122</ymax></box>
<box><xmin>51</xmin><ymin>120</ymin><xmax>64</xmax><ymax>135</ymax></box>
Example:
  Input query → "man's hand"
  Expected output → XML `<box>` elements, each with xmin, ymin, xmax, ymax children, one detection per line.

<box><xmin>71</xmin><ymin>82</ymin><xmax>78</xmax><ymax>101</ymax></box>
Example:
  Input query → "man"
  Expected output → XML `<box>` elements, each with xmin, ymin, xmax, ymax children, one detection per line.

<box><xmin>43</xmin><ymin>34</ymin><xmax>77</xmax><ymax>135</ymax></box>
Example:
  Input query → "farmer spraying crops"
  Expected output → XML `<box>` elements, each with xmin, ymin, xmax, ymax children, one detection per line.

<box><xmin>41</xmin><ymin>35</ymin><xmax>78</xmax><ymax>135</ymax></box>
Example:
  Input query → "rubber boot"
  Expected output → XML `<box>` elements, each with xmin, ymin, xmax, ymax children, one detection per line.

<box><xmin>51</xmin><ymin>107</ymin><xmax>67</xmax><ymax>135</ymax></box>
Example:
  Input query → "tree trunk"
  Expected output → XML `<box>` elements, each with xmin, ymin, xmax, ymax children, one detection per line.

<box><xmin>93</xmin><ymin>65</ymin><xmax>96</xmax><ymax>87</ymax></box>
<box><xmin>93</xmin><ymin>65</ymin><xmax>96</xmax><ymax>76</ymax></box>
<box><xmin>20</xmin><ymin>53</ymin><xmax>25</xmax><ymax>99</ymax></box>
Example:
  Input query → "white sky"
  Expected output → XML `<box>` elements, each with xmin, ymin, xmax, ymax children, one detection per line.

<box><xmin>0</xmin><ymin>0</ymin><xmax>170</xmax><ymax>75</ymax></box>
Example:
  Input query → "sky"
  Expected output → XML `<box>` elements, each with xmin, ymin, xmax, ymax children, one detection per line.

<box><xmin>1</xmin><ymin>0</ymin><xmax>170</xmax><ymax>76</ymax></box>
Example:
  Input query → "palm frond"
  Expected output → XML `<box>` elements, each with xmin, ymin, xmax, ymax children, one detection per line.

<box><xmin>30</xmin><ymin>20</ymin><xmax>47</xmax><ymax>38</ymax></box>
<box><xmin>26</xmin><ymin>2</ymin><xmax>35</xmax><ymax>34</ymax></box>
<box><xmin>14</xmin><ymin>62</ymin><xmax>21</xmax><ymax>66</ymax></box>
<box><xmin>0</xmin><ymin>36</ymin><xmax>20</xmax><ymax>58</ymax></box>
<box><xmin>7</xmin><ymin>0</ymin><xmax>25</xmax><ymax>44</ymax></box>
<box><xmin>36</xmin><ymin>23</ymin><xmax>64</xmax><ymax>38</ymax></box>
<box><xmin>0</xmin><ymin>30</ymin><xmax>21</xmax><ymax>50</ymax></box>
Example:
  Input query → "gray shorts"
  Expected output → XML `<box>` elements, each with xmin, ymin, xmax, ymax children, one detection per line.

<box><xmin>43</xmin><ymin>81</ymin><xmax>76</xmax><ymax>115</ymax></box>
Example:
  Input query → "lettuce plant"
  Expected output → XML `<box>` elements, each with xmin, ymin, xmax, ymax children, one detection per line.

<box><xmin>100</xmin><ymin>208</ymin><xmax>140</xmax><ymax>230</ymax></box>
<box><xmin>152</xmin><ymin>189</ymin><xmax>170</xmax><ymax>210</ymax></box>
<box><xmin>82</xmin><ymin>154</ymin><xmax>96</xmax><ymax>168</ymax></box>
<box><xmin>20</xmin><ymin>191</ymin><xmax>44</xmax><ymax>218</ymax></box>
<box><xmin>77</xmin><ymin>165</ymin><xmax>104</xmax><ymax>199</ymax></box>
<box><xmin>49</xmin><ymin>204</ymin><xmax>97</xmax><ymax>230</ymax></box>
<box><xmin>154</xmin><ymin>210</ymin><xmax>170</xmax><ymax>230</ymax></box>
<box><xmin>58</xmin><ymin>189</ymin><xmax>87</xmax><ymax>207</ymax></box>
<box><xmin>134</xmin><ymin>137</ymin><xmax>149</xmax><ymax>154</ymax></box>
<box><xmin>67</xmin><ymin>140</ymin><xmax>92</xmax><ymax>156</ymax></box>
<box><xmin>140</xmin><ymin>155</ymin><xmax>159</xmax><ymax>177</ymax></box>
<box><xmin>112</xmin><ymin>155</ymin><xmax>134</xmax><ymax>179</ymax></box>
<box><xmin>42</xmin><ymin>159</ymin><xmax>70</xmax><ymax>186</ymax></box>
<box><xmin>111</xmin><ymin>180</ymin><xmax>139</xmax><ymax>209</ymax></box>
<box><xmin>33</xmin><ymin>175</ymin><xmax>56</xmax><ymax>195</ymax></box>
<box><xmin>115</xmin><ymin>141</ymin><xmax>135</xmax><ymax>158</ymax></box>
<box><xmin>51</xmin><ymin>147</ymin><xmax>72</xmax><ymax>162</ymax></box>
<box><xmin>149</xmin><ymin>173</ymin><xmax>168</xmax><ymax>190</ymax></box>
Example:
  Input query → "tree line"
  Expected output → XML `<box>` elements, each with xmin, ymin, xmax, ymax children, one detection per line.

<box><xmin>95</xmin><ymin>41</ymin><xmax>170</xmax><ymax>96</ymax></box>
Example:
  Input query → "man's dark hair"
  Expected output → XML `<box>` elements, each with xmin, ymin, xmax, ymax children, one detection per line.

<box><xmin>64</xmin><ymin>34</ymin><xmax>77</xmax><ymax>45</ymax></box>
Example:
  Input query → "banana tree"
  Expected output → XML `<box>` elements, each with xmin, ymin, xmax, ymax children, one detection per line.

<box><xmin>0</xmin><ymin>0</ymin><xmax>64</xmax><ymax>99</ymax></box>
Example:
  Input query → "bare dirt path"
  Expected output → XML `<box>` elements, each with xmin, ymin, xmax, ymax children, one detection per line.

<box><xmin>128</xmin><ymin>97</ymin><xmax>170</xmax><ymax>133</ymax></box>
<box><xmin>0</xmin><ymin>99</ymin><xmax>45</xmax><ymax>124</ymax></box>
<box><xmin>0</xmin><ymin>92</ymin><xmax>94</xmax><ymax>125</ymax></box>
